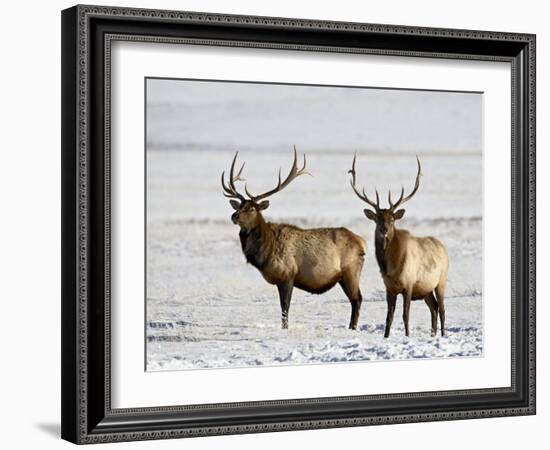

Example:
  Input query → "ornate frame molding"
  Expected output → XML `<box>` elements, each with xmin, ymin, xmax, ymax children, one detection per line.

<box><xmin>61</xmin><ymin>4</ymin><xmax>536</xmax><ymax>444</ymax></box>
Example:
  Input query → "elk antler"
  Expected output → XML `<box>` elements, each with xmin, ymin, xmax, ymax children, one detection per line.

<box><xmin>348</xmin><ymin>153</ymin><xmax>381</xmax><ymax>212</ymax></box>
<box><xmin>244</xmin><ymin>145</ymin><xmax>311</xmax><ymax>202</ymax></box>
<box><xmin>221</xmin><ymin>152</ymin><xmax>246</xmax><ymax>201</ymax></box>
<box><xmin>388</xmin><ymin>155</ymin><xmax>422</xmax><ymax>210</ymax></box>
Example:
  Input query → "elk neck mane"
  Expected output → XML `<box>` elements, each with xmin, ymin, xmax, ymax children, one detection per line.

<box><xmin>238</xmin><ymin>214</ymin><xmax>277</xmax><ymax>270</ymax></box>
<box><xmin>374</xmin><ymin>235</ymin><xmax>388</xmax><ymax>275</ymax></box>
<box><xmin>374</xmin><ymin>229</ymin><xmax>408</xmax><ymax>276</ymax></box>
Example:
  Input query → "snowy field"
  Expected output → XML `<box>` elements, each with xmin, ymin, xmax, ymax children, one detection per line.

<box><xmin>146</xmin><ymin>150</ymin><xmax>483</xmax><ymax>371</ymax></box>
<box><xmin>145</xmin><ymin>80</ymin><xmax>483</xmax><ymax>371</ymax></box>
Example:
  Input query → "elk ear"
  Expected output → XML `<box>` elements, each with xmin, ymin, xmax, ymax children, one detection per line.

<box><xmin>257</xmin><ymin>200</ymin><xmax>270</xmax><ymax>211</ymax></box>
<box><xmin>394</xmin><ymin>209</ymin><xmax>405</xmax><ymax>220</ymax></box>
<box><xmin>364</xmin><ymin>209</ymin><xmax>377</xmax><ymax>222</ymax></box>
<box><xmin>229</xmin><ymin>200</ymin><xmax>241</xmax><ymax>210</ymax></box>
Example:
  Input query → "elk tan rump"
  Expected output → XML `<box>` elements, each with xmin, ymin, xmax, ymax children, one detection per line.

<box><xmin>383</xmin><ymin>230</ymin><xmax>449</xmax><ymax>300</ymax></box>
<box><xmin>261</xmin><ymin>223</ymin><xmax>366</xmax><ymax>294</ymax></box>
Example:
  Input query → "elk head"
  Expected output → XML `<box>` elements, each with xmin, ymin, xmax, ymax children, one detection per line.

<box><xmin>221</xmin><ymin>146</ymin><xmax>310</xmax><ymax>230</ymax></box>
<box><xmin>349</xmin><ymin>154</ymin><xmax>422</xmax><ymax>248</ymax></box>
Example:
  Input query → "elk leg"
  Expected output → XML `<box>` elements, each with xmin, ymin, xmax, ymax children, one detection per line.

<box><xmin>353</xmin><ymin>290</ymin><xmax>363</xmax><ymax>330</ymax></box>
<box><xmin>424</xmin><ymin>292</ymin><xmax>439</xmax><ymax>337</ymax></box>
<box><xmin>435</xmin><ymin>283</ymin><xmax>446</xmax><ymax>336</ymax></box>
<box><xmin>339</xmin><ymin>274</ymin><xmax>363</xmax><ymax>330</ymax></box>
<box><xmin>384</xmin><ymin>292</ymin><xmax>397</xmax><ymax>338</ymax></box>
<box><xmin>277</xmin><ymin>281</ymin><xmax>294</xmax><ymax>330</ymax></box>
<box><xmin>403</xmin><ymin>290</ymin><xmax>412</xmax><ymax>337</ymax></box>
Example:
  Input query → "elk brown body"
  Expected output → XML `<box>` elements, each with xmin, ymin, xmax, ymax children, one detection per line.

<box><xmin>349</xmin><ymin>154</ymin><xmax>449</xmax><ymax>337</ymax></box>
<box><xmin>222</xmin><ymin>148</ymin><xmax>366</xmax><ymax>330</ymax></box>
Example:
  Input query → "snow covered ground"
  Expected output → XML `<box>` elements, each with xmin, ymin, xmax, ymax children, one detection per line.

<box><xmin>146</xmin><ymin>150</ymin><xmax>483</xmax><ymax>371</ymax></box>
<box><xmin>145</xmin><ymin>80</ymin><xmax>483</xmax><ymax>371</ymax></box>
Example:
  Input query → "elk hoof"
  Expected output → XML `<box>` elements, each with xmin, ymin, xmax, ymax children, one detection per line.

<box><xmin>431</xmin><ymin>331</ymin><xmax>436</xmax><ymax>337</ymax></box>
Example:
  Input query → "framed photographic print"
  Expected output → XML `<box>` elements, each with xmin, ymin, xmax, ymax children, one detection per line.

<box><xmin>61</xmin><ymin>4</ymin><xmax>536</xmax><ymax>444</ymax></box>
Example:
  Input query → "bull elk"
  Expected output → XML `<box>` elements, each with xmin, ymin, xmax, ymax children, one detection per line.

<box><xmin>222</xmin><ymin>147</ymin><xmax>367</xmax><ymax>330</ymax></box>
<box><xmin>348</xmin><ymin>154</ymin><xmax>449</xmax><ymax>337</ymax></box>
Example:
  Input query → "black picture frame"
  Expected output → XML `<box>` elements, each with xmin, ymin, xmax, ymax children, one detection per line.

<box><xmin>61</xmin><ymin>4</ymin><xmax>536</xmax><ymax>444</ymax></box>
